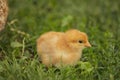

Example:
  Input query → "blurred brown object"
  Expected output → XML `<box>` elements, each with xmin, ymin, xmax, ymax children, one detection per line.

<box><xmin>0</xmin><ymin>0</ymin><xmax>8</xmax><ymax>31</ymax></box>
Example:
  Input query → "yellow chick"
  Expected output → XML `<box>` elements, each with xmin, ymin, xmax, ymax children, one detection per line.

<box><xmin>37</xmin><ymin>29</ymin><xmax>91</xmax><ymax>67</ymax></box>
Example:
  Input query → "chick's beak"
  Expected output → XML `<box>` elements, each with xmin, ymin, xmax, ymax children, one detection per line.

<box><xmin>84</xmin><ymin>42</ymin><xmax>91</xmax><ymax>47</ymax></box>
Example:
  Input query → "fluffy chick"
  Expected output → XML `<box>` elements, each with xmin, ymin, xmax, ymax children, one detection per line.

<box><xmin>37</xmin><ymin>29</ymin><xmax>91</xmax><ymax>67</ymax></box>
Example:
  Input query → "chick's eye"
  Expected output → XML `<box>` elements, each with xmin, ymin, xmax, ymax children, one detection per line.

<box><xmin>79</xmin><ymin>40</ymin><xmax>83</xmax><ymax>43</ymax></box>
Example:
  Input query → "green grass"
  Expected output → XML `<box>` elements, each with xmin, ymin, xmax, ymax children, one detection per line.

<box><xmin>0</xmin><ymin>0</ymin><xmax>120</xmax><ymax>80</ymax></box>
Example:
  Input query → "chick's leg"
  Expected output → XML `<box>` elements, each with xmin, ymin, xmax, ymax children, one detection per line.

<box><xmin>41</xmin><ymin>54</ymin><xmax>53</xmax><ymax>67</ymax></box>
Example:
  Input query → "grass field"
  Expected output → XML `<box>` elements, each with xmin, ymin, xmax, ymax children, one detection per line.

<box><xmin>0</xmin><ymin>0</ymin><xmax>120</xmax><ymax>80</ymax></box>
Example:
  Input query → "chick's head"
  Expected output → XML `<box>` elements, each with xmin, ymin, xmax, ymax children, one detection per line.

<box><xmin>65</xmin><ymin>29</ymin><xmax>91</xmax><ymax>51</ymax></box>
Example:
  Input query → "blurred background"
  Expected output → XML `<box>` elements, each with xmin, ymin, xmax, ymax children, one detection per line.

<box><xmin>0</xmin><ymin>0</ymin><xmax>120</xmax><ymax>80</ymax></box>
<box><xmin>7</xmin><ymin>0</ymin><xmax>120</xmax><ymax>35</ymax></box>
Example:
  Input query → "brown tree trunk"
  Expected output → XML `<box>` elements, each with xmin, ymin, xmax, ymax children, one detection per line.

<box><xmin>0</xmin><ymin>0</ymin><xmax>8</xmax><ymax>31</ymax></box>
